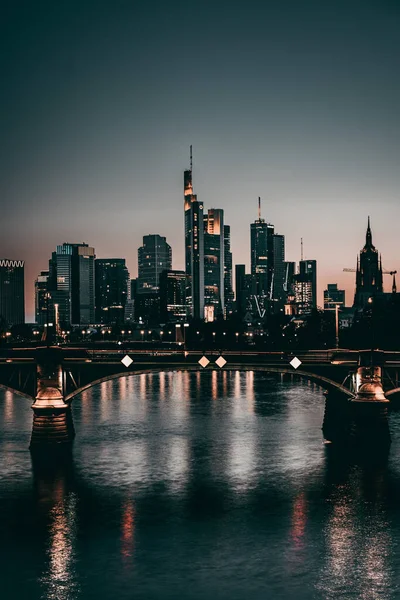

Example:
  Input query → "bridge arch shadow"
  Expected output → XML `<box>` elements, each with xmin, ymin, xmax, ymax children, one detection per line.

<box><xmin>64</xmin><ymin>365</ymin><xmax>354</xmax><ymax>402</ymax></box>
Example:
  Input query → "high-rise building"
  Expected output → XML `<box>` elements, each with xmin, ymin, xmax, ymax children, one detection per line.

<box><xmin>293</xmin><ymin>260</ymin><xmax>317</xmax><ymax>315</ymax></box>
<box><xmin>235</xmin><ymin>264</ymin><xmax>246</xmax><ymax>316</ymax></box>
<box><xmin>184</xmin><ymin>147</ymin><xmax>204</xmax><ymax>320</ymax></box>
<box><xmin>35</xmin><ymin>271</ymin><xmax>49</xmax><ymax>326</ymax></box>
<box><xmin>324</xmin><ymin>284</ymin><xmax>345</xmax><ymax>310</ymax></box>
<box><xmin>354</xmin><ymin>217</ymin><xmax>383</xmax><ymax>308</ymax></box>
<box><xmin>0</xmin><ymin>259</ymin><xmax>25</xmax><ymax>326</ymax></box>
<box><xmin>159</xmin><ymin>270</ymin><xmax>187</xmax><ymax>322</ymax></box>
<box><xmin>250</xmin><ymin>198</ymin><xmax>274</xmax><ymax>299</ymax></box>
<box><xmin>51</xmin><ymin>243</ymin><xmax>95</xmax><ymax>325</ymax></box>
<box><xmin>95</xmin><ymin>259</ymin><xmax>129</xmax><ymax>324</ymax></box>
<box><xmin>224</xmin><ymin>225</ymin><xmax>234</xmax><ymax>317</ymax></box>
<box><xmin>203</xmin><ymin>208</ymin><xmax>224</xmax><ymax>318</ymax></box>
<box><xmin>272</xmin><ymin>234</ymin><xmax>285</xmax><ymax>313</ymax></box>
<box><xmin>137</xmin><ymin>235</ymin><xmax>172</xmax><ymax>294</ymax></box>
<box><xmin>235</xmin><ymin>265</ymin><xmax>254</xmax><ymax>317</ymax></box>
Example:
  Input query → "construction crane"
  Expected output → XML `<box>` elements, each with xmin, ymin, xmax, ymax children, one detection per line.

<box><xmin>343</xmin><ymin>268</ymin><xmax>397</xmax><ymax>293</ymax></box>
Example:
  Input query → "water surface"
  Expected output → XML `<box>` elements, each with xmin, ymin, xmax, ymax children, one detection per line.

<box><xmin>1</xmin><ymin>370</ymin><xmax>400</xmax><ymax>599</ymax></box>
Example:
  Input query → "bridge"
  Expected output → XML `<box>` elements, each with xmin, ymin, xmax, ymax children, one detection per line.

<box><xmin>1</xmin><ymin>346</ymin><xmax>400</xmax><ymax>448</ymax></box>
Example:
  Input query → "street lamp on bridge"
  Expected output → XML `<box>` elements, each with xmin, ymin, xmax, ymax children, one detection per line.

<box><xmin>325</xmin><ymin>298</ymin><xmax>344</xmax><ymax>349</ymax></box>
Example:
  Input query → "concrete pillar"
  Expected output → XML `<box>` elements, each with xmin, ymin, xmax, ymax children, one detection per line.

<box><xmin>30</xmin><ymin>347</ymin><xmax>75</xmax><ymax>448</ymax></box>
<box><xmin>350</xmin><ymin>366</ymin><xmax>391</xmax><ymax>448</ymax></box>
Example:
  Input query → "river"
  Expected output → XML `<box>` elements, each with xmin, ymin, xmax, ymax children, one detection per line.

<box><xmin>1</xmin><ymin>370</ymin><xmax>400</xmax><ymax>599</ymax></box>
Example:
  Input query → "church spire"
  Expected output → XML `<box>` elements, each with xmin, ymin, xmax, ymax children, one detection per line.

<box><xmin>366</xmin><ymin>215</ymin><xmax>372</xmax><ymax>247</ymax></box>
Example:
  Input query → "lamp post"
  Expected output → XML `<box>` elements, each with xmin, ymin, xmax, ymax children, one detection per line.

<box><xmin>325</xmin><ymin>298</ymin><xmax>344</xmax><ymax>349</ymax></box>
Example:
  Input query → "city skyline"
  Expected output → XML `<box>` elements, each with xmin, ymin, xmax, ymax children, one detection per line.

<box><xmin>3</xmin><ymin>198</ymin><xmax>398</xmax><ymax>322</ymax></box>
<box><xmin>2</xmin><ymin>1</ymin><xmax>399</xmax><ymax>320</ymax></box>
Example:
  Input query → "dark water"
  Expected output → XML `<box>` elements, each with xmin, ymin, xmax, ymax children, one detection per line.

<box><xmin>1</xmin><ymin>370</ymin><xmax>400</xmax><ymax>599</ymax></box>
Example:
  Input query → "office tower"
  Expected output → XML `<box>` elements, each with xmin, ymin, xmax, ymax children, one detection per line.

<box><xmin>235</xmin><ymin>265</ymin><xmax>246</xmax><ymax>316</ymax></box>
<box><xmin>224</xmin><ymin>225</ymin><xmax>234</xmax><ymax>317</ymax></box>
<box><xmin>250</xmin><ymin>198</ymin><xmax>274</xmax><ymax>298</ymax></box>
<box><xmin>35</xmin><ymin>271</ymin><xmax>49</xmax><ymax>325</ymax></box>
<box><xmin>52</xmin><ymin>243</ymin><xmax>95</xmax><ymax>325</ymax></box>
<box><xmin>184</xmin><ymin>147</ymin><xmax>204</xmax><ymax>320</ymax></box>
<box><xmin>293</xmin><ymin>260</ymin><xmax>317</xmax><ymax>315</ymax></box>
<box><xmin>137</xmin><ymin>235</ymin><xmax>172</xmax><ymax>294</ymax></box>
<box><xmin>0</xmin><ymin>259</ymin><xmax>25</xmax><ymax>326</ymax></box>
<box><xmin>203</xmin><ymin>208</ymin><xmax>224</xmax><ymax>318</ymax></box>
<box><xmin>300</xmin><ymin>260</ymin><xmax>317</xmax><ymax>308</ymax></box>
<box><xmin>324</xmin><ymin>284</ymin><xmax>345</xmax><ymax>310</ymax></box>
<box><xmin>272</xmin><ymin>234</ymin><xmax>285</xmax><ymax>313</ymax></box>
<box><xmin>159</xmin><ymin>270</ymin><xmax>187</xmax><ymax>322</ymax></box>
<box><xmin>95</xmin><ymin>259</ymin><xmax>129</xmax><ymax>324</ymax></box>
<box><xmin>124</xmin><ymin>278</ymin><xmax>137</xmax><ymax>323</ymax></box>
<box><xmin>235</xmin><ymin>265</ymin><xmax>254</xmax><ymax>317</ymax></box>
<box><xmin>354</xmin><ymin>217</ymin><xmax>383</xmax><ymax>308</ymax></box>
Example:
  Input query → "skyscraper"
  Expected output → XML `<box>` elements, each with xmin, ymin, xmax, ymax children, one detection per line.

<box><xmin>50</xmin><ymin>243</ymin><xmax>95</xmax><ymax>325</ymax></box>
<box><xmin>137</xmin><ymin>234</ymin><xmax>172</xmax><ymax>294</ymax></box>
<box><xmin>293</xmin><ymin>260</ymin><xmax>317</xmax><ymax>315</ymax></box>
<box><xmin>272</xmin><ymin>234</ymin><xmax>285</xmax><ymax>313</ymax></box>
<box><xmin>203</xmin><ymin>208</ymin><xmax>224</xmax><ymax>319</ymax></box>
<box><xmin>354</xmin><ymin>217</ymin><xmax>383</xmax><ymax>308</ymax></box>
<box><xmin>159</xmin><ymin>270</ymin><xmax>187</xmax><ymax>322</ymax></box>
<box><xmin>235</xmin><ymin>264</ymin><xmax>247</xmax><ymax>317</ymax></box>
<box><xmin>184</xmin><ymin>147</ymin><xmax>204</xmax><ymax>320</ymax></box>
<box><xmin>250</xmin><ymin>198</ymin><xmax>274</xmax><ymax>299</ymax></box>
<box><xmin>0</xmin><ymin>259</ymin><xmax>25</xmax><ymax>326</ymax></box>
<box><xmin>95</xmin><ymin>259</ymin><xmax>129</xmax><ymax>324</ymax></box>
<box><xmin>224</xmin><ymin>224</ymin><xmax>234</xmax><ymax>317</ymax></box>
<box><xmin>34</xmin><ymin>270</ymin><xmax>49</xmax><ymax>326</ymax></box>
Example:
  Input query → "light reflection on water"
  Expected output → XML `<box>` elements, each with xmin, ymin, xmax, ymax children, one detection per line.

<box><xmin>1</xmin><ymin>370</ymin><xmax>400</xmax><ymax>599</ymax></box>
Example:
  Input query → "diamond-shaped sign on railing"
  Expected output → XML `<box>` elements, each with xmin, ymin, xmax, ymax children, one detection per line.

<box><xmin>215</xmin><ymin>356</ymin><xmax>227</xmax><ymax>368</ymax></box>
<box><xmin>121</xmin><ymin>355</ymin><xmax>133</xmax><ymax>368</ymax></box>
<box><xmin>198</xmin><ymin>356</ymin><xmax>210</xmax><ymax>368</ymax></box>
<box><xmin>290</xmin><ymin>356</ymin><xmax>302</xmax><ymax>370</ymax></box>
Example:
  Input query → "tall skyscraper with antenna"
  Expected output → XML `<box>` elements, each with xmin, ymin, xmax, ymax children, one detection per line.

<box><xmin>184</xmin><ymin>147</ymin><xmax>204</xmax><ymax>320</ymax></box>
<box><xmin>250</xmin><ymin>197</ymin><xmax>274</xmax><ymax>299</ymax></box>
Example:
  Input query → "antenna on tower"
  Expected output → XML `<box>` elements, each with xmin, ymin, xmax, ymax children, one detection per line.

<box><xmin>190</xmin><ymin>145</ymin><xmax>193</xmax><ymax>172</ymax></box>
<box><xmin>301</xmin><ymin>238</ymin><xmax>304</xmax><ymax>261</ymax></box>
<box><xmin>258</xmin><ymin>197</ymin><xmax>261</xmax><ymax>220</ymax></box>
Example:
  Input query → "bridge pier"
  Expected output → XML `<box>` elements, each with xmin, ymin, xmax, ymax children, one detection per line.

<box><xmin>30</xmin><ymin>347</ymin><xmax>75</xmax><ymax>448</ymax></box>
<box><xmin>349</xmin><ymin>366</ymin><xmax>391</xmax><ymax>448</ymax></box>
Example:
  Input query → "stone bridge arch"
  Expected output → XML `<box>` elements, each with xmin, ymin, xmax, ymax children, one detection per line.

<box><xmin>64</xmin><ymin>365</ymin><xmax>354</xmax><ymax>402</ymax></box>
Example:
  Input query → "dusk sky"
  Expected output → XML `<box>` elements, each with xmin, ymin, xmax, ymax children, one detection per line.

<box><xmin>2</xmin><ymin>0</ymin><xmax>400</xmax><ymax>321</ymax></box>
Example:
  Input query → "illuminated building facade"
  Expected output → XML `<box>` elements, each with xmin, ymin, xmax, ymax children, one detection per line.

<box><xmin>0</xmin><ymin>259</ymin><xmax>25</xmax><ymax>326</ymax></box>
<box><xmin>224</xmin><ymin>225</ymin><xmax>234</xmax><ymax>317</ymax></box>
<box><xmin>137</xmin><ymin>235</ymin><xmax>171</xmax><ymax>294</ymax></box>
<box><xmin>272</xmin><ymin>234</ymin><xmax>286</xmax><ymax>313</ymax></box>
<box><xmin>95</xmin><ymin>259</ymin><xmax>129</xmax><ymax>324</ymax></box>
<box><xmin>293</xmin><ymin>260</ymin><xmax>317</xmax><ymax>315</ymax></box>
<box><xmin>34</xmin><ymin>271</ymin><xmax>49</xmax><ymax>326</ymax></box>
<box><xmin>250</xmin><ymin>198</ymin><xmax>274</xmax><ymax>299</ymax></box>
<box><xmin>55</xmin><ymin>243</ymin><xmax>95</xmax><ymax>325</ymax></box>
<box><xmin>203</xmin><ymin>208</ymin><xmax>224</xmax><ymax>317</ymax></box>
<box><xmin>184</xmin><ymin>147</ymin><xmax>204</xmax><ymax>320</ymax></box>
<box><xmin>159</xmin><ymin>270</ymin><xmax>187</xmax><ymax>322</ymax></box>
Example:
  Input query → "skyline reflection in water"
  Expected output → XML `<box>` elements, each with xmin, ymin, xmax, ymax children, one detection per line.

<box><xmin>1</xmin><ymin>370</ymin><xmax>400</xmax><ymax>599</ymax></box>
